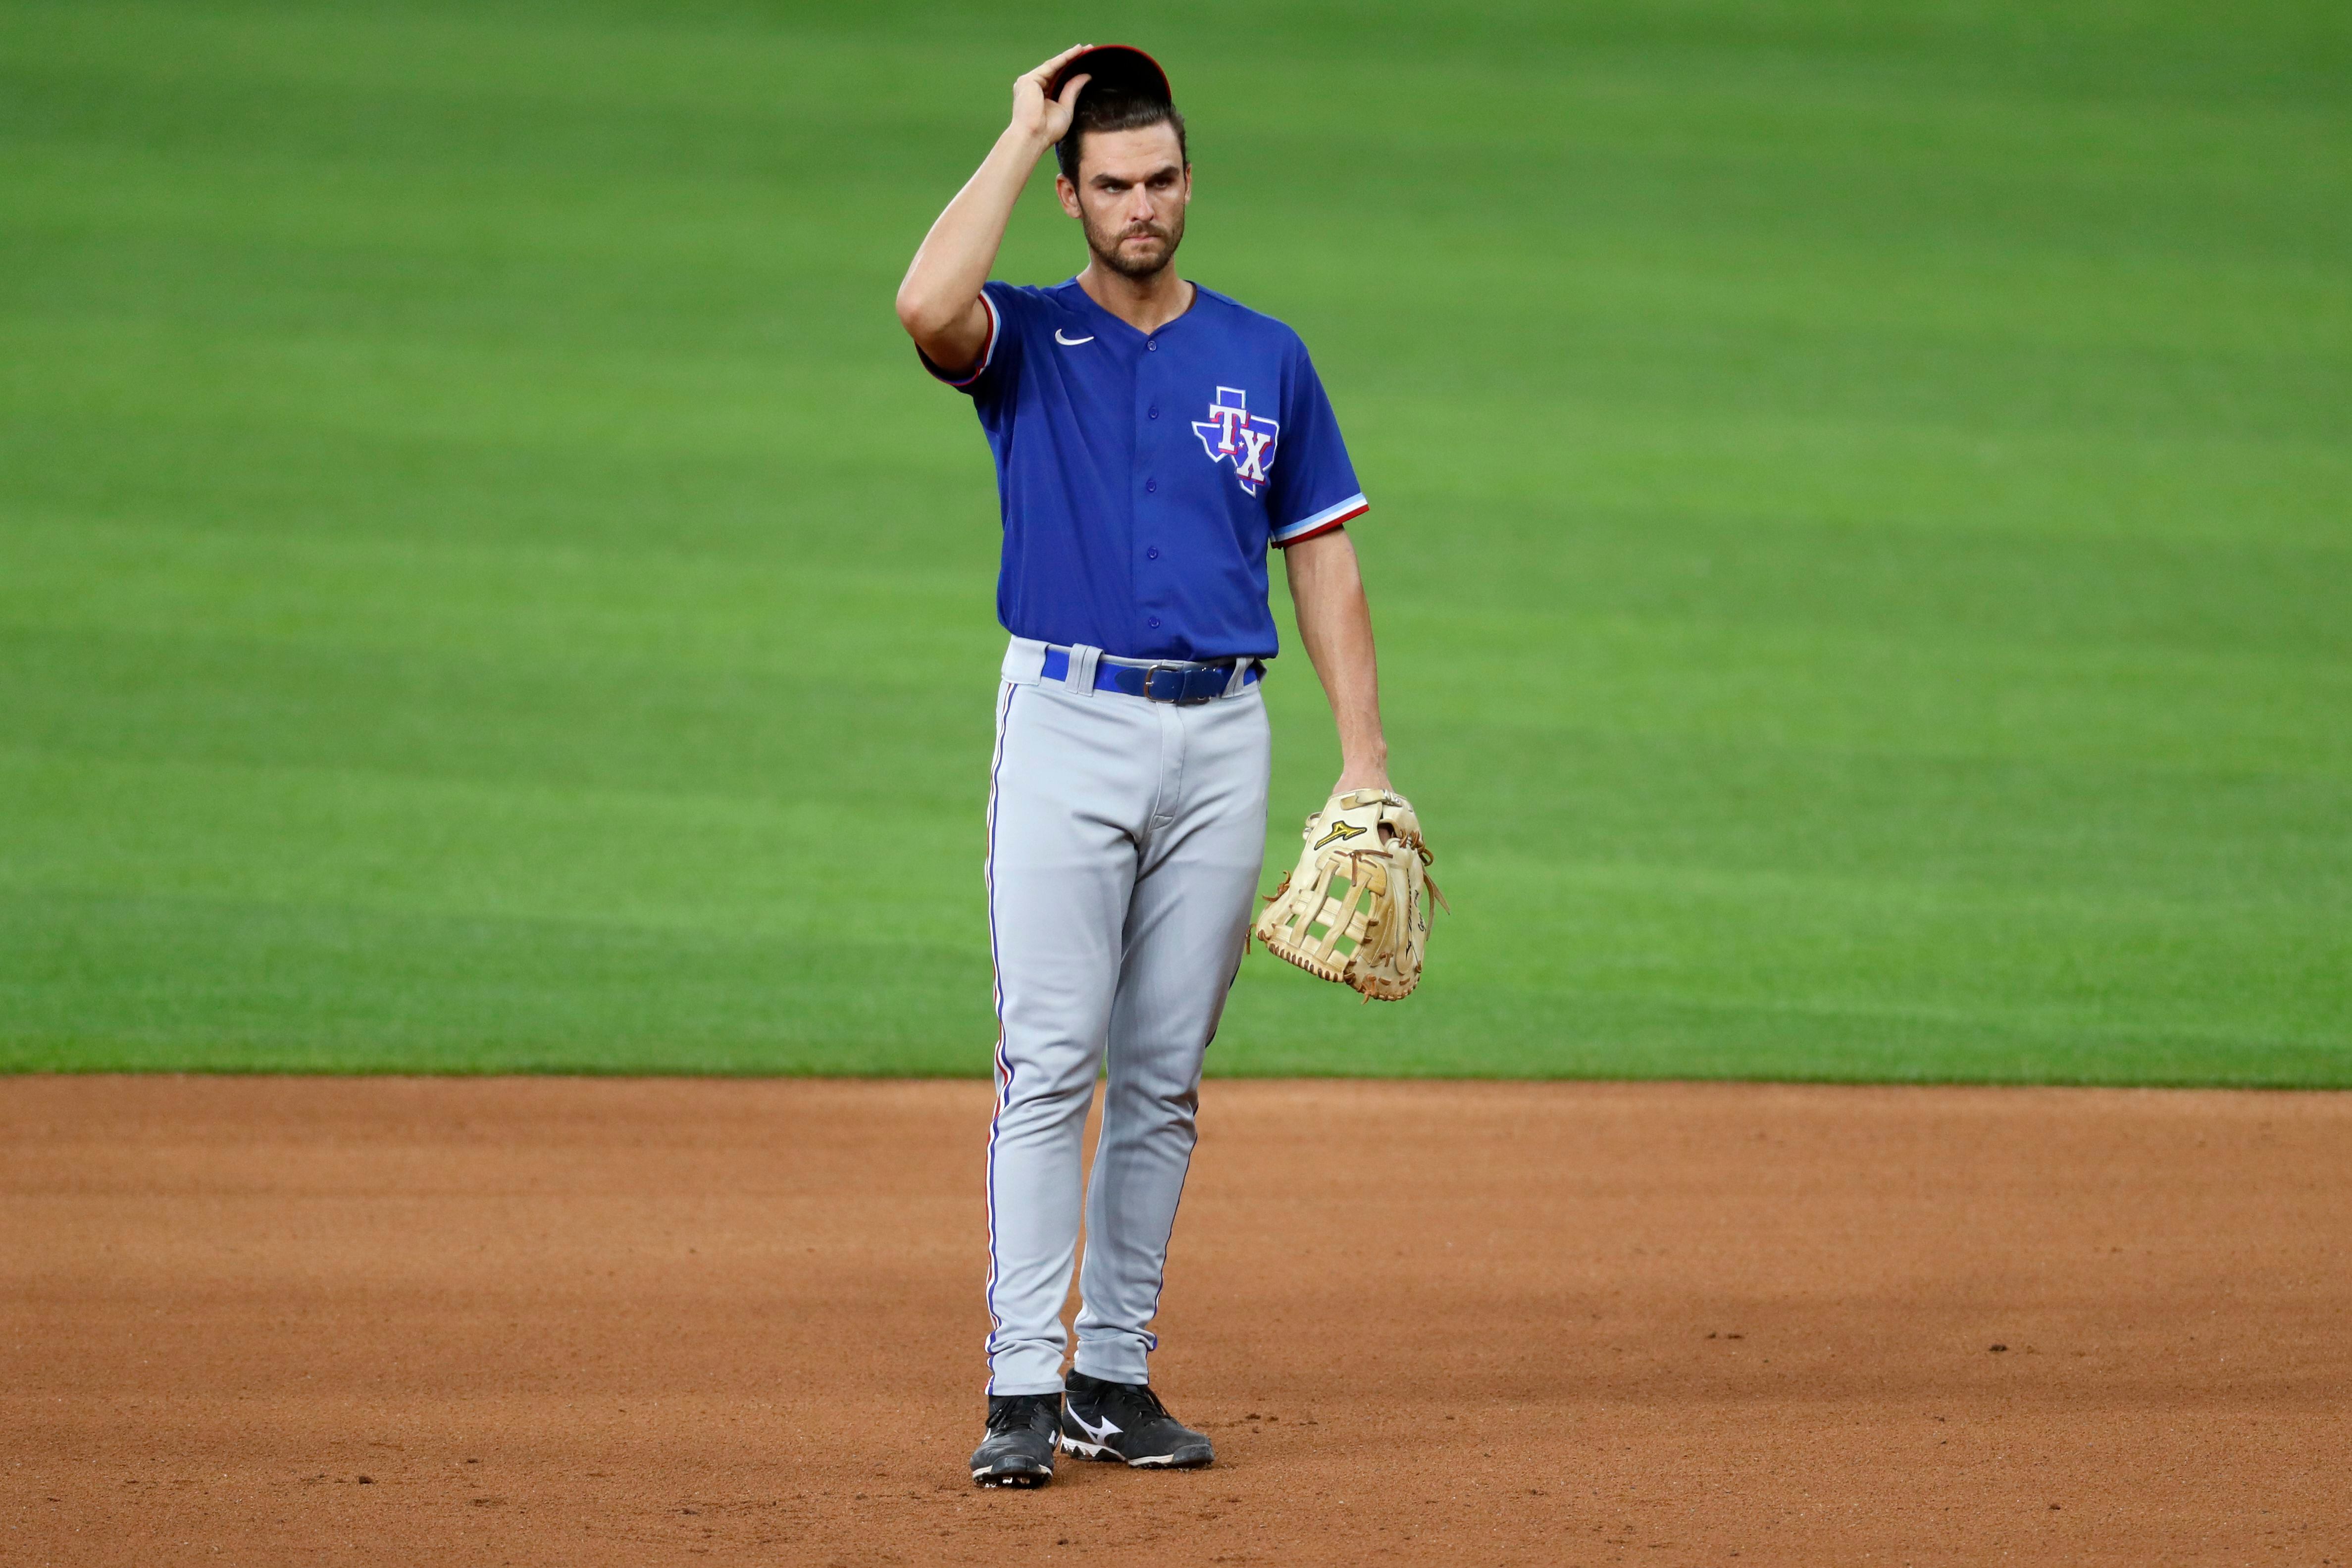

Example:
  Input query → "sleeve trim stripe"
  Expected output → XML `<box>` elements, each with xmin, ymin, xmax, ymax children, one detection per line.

<box><xmin>940</xmin><ymin>291</ymin><xmax>1001</xmax><ymax>389</ymax></box>
<box><xmin>1272</xmin><ymin>493</ymin><xmax>1369</xmax><ymax>546</ymax></box>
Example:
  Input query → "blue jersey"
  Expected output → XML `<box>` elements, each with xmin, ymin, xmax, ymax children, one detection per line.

<box><xmin>924</xmin><ymin>279</ymin><xmax>1367</xmax><ymax>662</ymax></box>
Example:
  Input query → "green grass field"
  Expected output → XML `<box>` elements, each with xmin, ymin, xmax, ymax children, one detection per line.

<box><xmin>2</xmin><ymin>0</ymin><xmax>2346</xmax><ymax>1081</ymax></box>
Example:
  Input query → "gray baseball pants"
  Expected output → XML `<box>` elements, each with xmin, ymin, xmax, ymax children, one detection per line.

<box><xmin>982</xmin><ymin>636</ymin><xmax>1271</xmax><ymax>1395</ymax></box>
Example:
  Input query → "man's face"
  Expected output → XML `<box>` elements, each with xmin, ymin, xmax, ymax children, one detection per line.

<box><xmin>1056</xmin><ymin>124</ymin><xmax>1190</xmax><ymax>281</ymax></box>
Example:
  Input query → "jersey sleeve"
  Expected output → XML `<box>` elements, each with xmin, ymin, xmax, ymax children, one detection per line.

<box><xmin>916</xmin><ymin>281</ymin><xmax>1030</xmax><ymax>399</ymax></box>
<box><xmin>1266</xmin><ymin>341</ymin><xmax>1368</xmax><ymax>547</ymax></box>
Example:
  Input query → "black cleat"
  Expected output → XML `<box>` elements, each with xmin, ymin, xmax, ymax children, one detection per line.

<box><xmin>1059</xmin><ymin>1371</ymin><xmax>1215</xmax><ymax>1469</ymax></box>
<box><xmin>971</xmin><ymin>1392</ymin><xmax>1062</xmax><ymax>1488</ymax></box>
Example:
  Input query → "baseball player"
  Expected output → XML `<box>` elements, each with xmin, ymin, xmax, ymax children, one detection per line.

<box><xmin>895</xmin><ymin>44</ymin><xmax>1392</xmax><ymax>1488</ymax></box>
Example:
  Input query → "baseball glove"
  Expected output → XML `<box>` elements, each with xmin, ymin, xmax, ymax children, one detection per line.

<box><xmin>1252</xmin><ymin>788</ymin><xmax>1447</xmax><ymax>1002</ymax></box>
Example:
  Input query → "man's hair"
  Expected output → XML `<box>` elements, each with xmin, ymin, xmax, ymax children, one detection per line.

<box><xmin>1055</xmin><ymin>90</ymin><xmax>1187</xmax><ymax>183</ymax></box>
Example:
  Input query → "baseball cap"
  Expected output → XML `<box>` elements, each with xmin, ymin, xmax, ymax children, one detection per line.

<box><xmin>1048</xmin><ymin>45</ymin><xmax>1173</xmax><ymax>106</ymax></box>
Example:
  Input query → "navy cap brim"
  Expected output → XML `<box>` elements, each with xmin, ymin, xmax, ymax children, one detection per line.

<box><xmin>1048</xmin><ymin>45</ymin><xmax>1172</xmax><ymax>106</ymax></box>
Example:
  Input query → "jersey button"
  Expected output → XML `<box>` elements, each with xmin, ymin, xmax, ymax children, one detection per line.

<box><xmin>1145</xmin><ymin>339</ymin><xmax>1157</xmax><ymax>351</ymax></box>
<box><xmin>1145</xmin><ymin>479</ymin><xmax>1157</xmax><ymax>493</ymax></box>
<box><xmin>1147</xmin><ymin>406</ymin><xmax>1160</xmax><ymax>419</ymax></box>
<box><xmin>1147</xmin><ymin>548</ymin><xmax>1160</xmax><ymax>559</ymax></box>
<box><xmin>1147</xmin><ymin>617</ymin><xmax>1162</xmax><ymax>628</ymax></box>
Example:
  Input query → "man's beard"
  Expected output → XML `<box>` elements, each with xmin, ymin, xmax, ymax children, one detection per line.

<box><xmin>1083</xmin><ymin>209</ymin><xmax>1185</xmax><ymax>280</ymax></box>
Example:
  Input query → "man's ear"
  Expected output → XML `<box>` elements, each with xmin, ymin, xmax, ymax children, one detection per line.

<box><xmin>1055</xmin><ymin>173</ymin><xmax>1082</xmax><ymax>220</ymax></box>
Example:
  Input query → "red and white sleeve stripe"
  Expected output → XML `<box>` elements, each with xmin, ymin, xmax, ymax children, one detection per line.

<box><xmin>938</xmin><ymin>291</ymin><xmax>1002</xmax><ymax>389</ymax></box>
<box><xmin>1271</xmin><ymin>492</ymin><xmax>1369</xmax><ymax>547</ymax></box>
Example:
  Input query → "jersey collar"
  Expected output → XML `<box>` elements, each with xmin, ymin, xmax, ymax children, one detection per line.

<box><xmin>1062</xmin><ymin>276</ymin><xmax>1200</xmax><ymax>343</ymax></box>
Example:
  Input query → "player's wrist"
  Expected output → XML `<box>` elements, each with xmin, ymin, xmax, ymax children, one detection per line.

<box><xmin>1000</xmin><ymin>118</ymin><xmax>1059</xmax><ymax>161</ymax></box>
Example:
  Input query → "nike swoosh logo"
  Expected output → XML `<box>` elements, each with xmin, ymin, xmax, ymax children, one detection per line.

<box><xmin>1055</xmin><ymin>329</ymin><xmax>1095</xmax><ymax>346</ymax></box>
<box><xmin>1067</xmin><ymin>1407</ymin><xmax>1121</xmax><ymax>1443</ymax></box>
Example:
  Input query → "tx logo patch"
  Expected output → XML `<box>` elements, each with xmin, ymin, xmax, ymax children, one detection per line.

<box><xmin>1192</xmin><ymin>387</ymin><xmax>1279</xmax><ymax>495</ymax></box>
<box><xmin>1314</xmin><ymin>819</ymin><xmax>1367</xmax><ymax>851</ymax></box>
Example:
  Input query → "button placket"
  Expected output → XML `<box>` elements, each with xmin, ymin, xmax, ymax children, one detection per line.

<box><xmin>1135</xmin><ymin>352</ymin><xmax>1165</xmax><ymax>628</ymax></box>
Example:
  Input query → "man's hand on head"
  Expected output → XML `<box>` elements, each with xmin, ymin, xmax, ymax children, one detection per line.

<box><xmin>1014</xmin><ymin>46</ymin><xmax>1093</xmax><ymax>147</ymax></box>
<box><xmin>896</xmin><ymin>46</ymin><xmax>1097</xmax><ymax>375</ymax></box>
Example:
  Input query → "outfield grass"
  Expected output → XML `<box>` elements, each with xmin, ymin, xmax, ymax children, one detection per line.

<box><xmin>2</xmin><ymin>0</ymin><xmax>2346</xmax><ymax>1082</ymax></box>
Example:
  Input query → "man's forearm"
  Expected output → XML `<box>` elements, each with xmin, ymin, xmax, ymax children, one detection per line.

<box><xmin>1283</xmin><ymin>529</ymin><xmax>1390</xmax><ymax>794</ymax></box>
<box><xmin>895</xmin><ymin>47</ymin><xmax>1089</xmax><ymax>367</ymax></box>
<box><xmin>895</xmin><ymin>123</ymin><xmax>1051</xmax><ymax>344</ymax></box>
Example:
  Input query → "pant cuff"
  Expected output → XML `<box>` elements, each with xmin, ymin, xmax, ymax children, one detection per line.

<box><xmin>1071</xmin><ymin>1347</ymin><xmax>1151</xmax><ymax>1386</ymax></box>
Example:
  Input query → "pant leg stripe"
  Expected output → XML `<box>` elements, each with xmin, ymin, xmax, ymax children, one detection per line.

<box><xmin>980</xmin><ymin>681</ymin><xmax>1020</xmax><ymax>1384</ymax></box>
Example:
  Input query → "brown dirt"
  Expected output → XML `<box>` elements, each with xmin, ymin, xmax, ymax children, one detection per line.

<box><xmin>3</xmin><ymin>1077</ymin><xmax>2348</xmax><ymax>1566</ymax></box>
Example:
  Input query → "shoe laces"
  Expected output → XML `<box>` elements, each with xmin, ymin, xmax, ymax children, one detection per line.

<box><xmin>1108</xmin><ymin>1382</ymin><xmax>1171</xmax><ymax>1423</ymax></box>
<box><xmin>985</xmin><ymin>1394</ymin><xmax>1055</xmax><ymax>1434</ymax></box>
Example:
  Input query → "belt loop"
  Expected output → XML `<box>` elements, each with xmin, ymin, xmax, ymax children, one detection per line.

<box><xmin>1223</xmin><ymin>658</ymin><xmax>1256</xmax><ymax>698</ymax></box>
<box><xmin>1001</xmin><ymin>635</ymin><xmax>1050</xmax><ymax>686</ymax></box>
<box><xmin>1065</xmin><ymin>643</ymin><xmax>1103</xmax><ymax>697</ymax></box>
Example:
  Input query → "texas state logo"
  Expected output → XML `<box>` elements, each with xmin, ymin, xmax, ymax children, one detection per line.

<box><xmin>1192</xmin><ymin>387</ymin><xmax>1279</xmax><ymax>495</ymax></box>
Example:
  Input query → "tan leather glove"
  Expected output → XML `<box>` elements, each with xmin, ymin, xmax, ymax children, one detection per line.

<box><xmin>1253</xmin><ymin>788</ymin><xmax>1447</xmax><ymax>1002</ymax></box>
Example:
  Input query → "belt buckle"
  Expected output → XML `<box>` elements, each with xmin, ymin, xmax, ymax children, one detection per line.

<box><xmin>1138</xmin><ymin>662</ymin><xmax>1214</xmax><ymax>705</ymax></box>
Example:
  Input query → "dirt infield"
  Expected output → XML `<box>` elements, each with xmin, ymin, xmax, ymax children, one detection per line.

<box><xmin>4</xmin><ymin>1078</ymin><xmax>2347</xmax><ymax>1566</ymax></box>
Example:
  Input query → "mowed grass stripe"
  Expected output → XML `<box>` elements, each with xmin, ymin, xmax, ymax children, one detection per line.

<box><xmin>2</xmin><ymin>891</ymin><xmax>984</xmax><ymax>1073</ymax></box>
